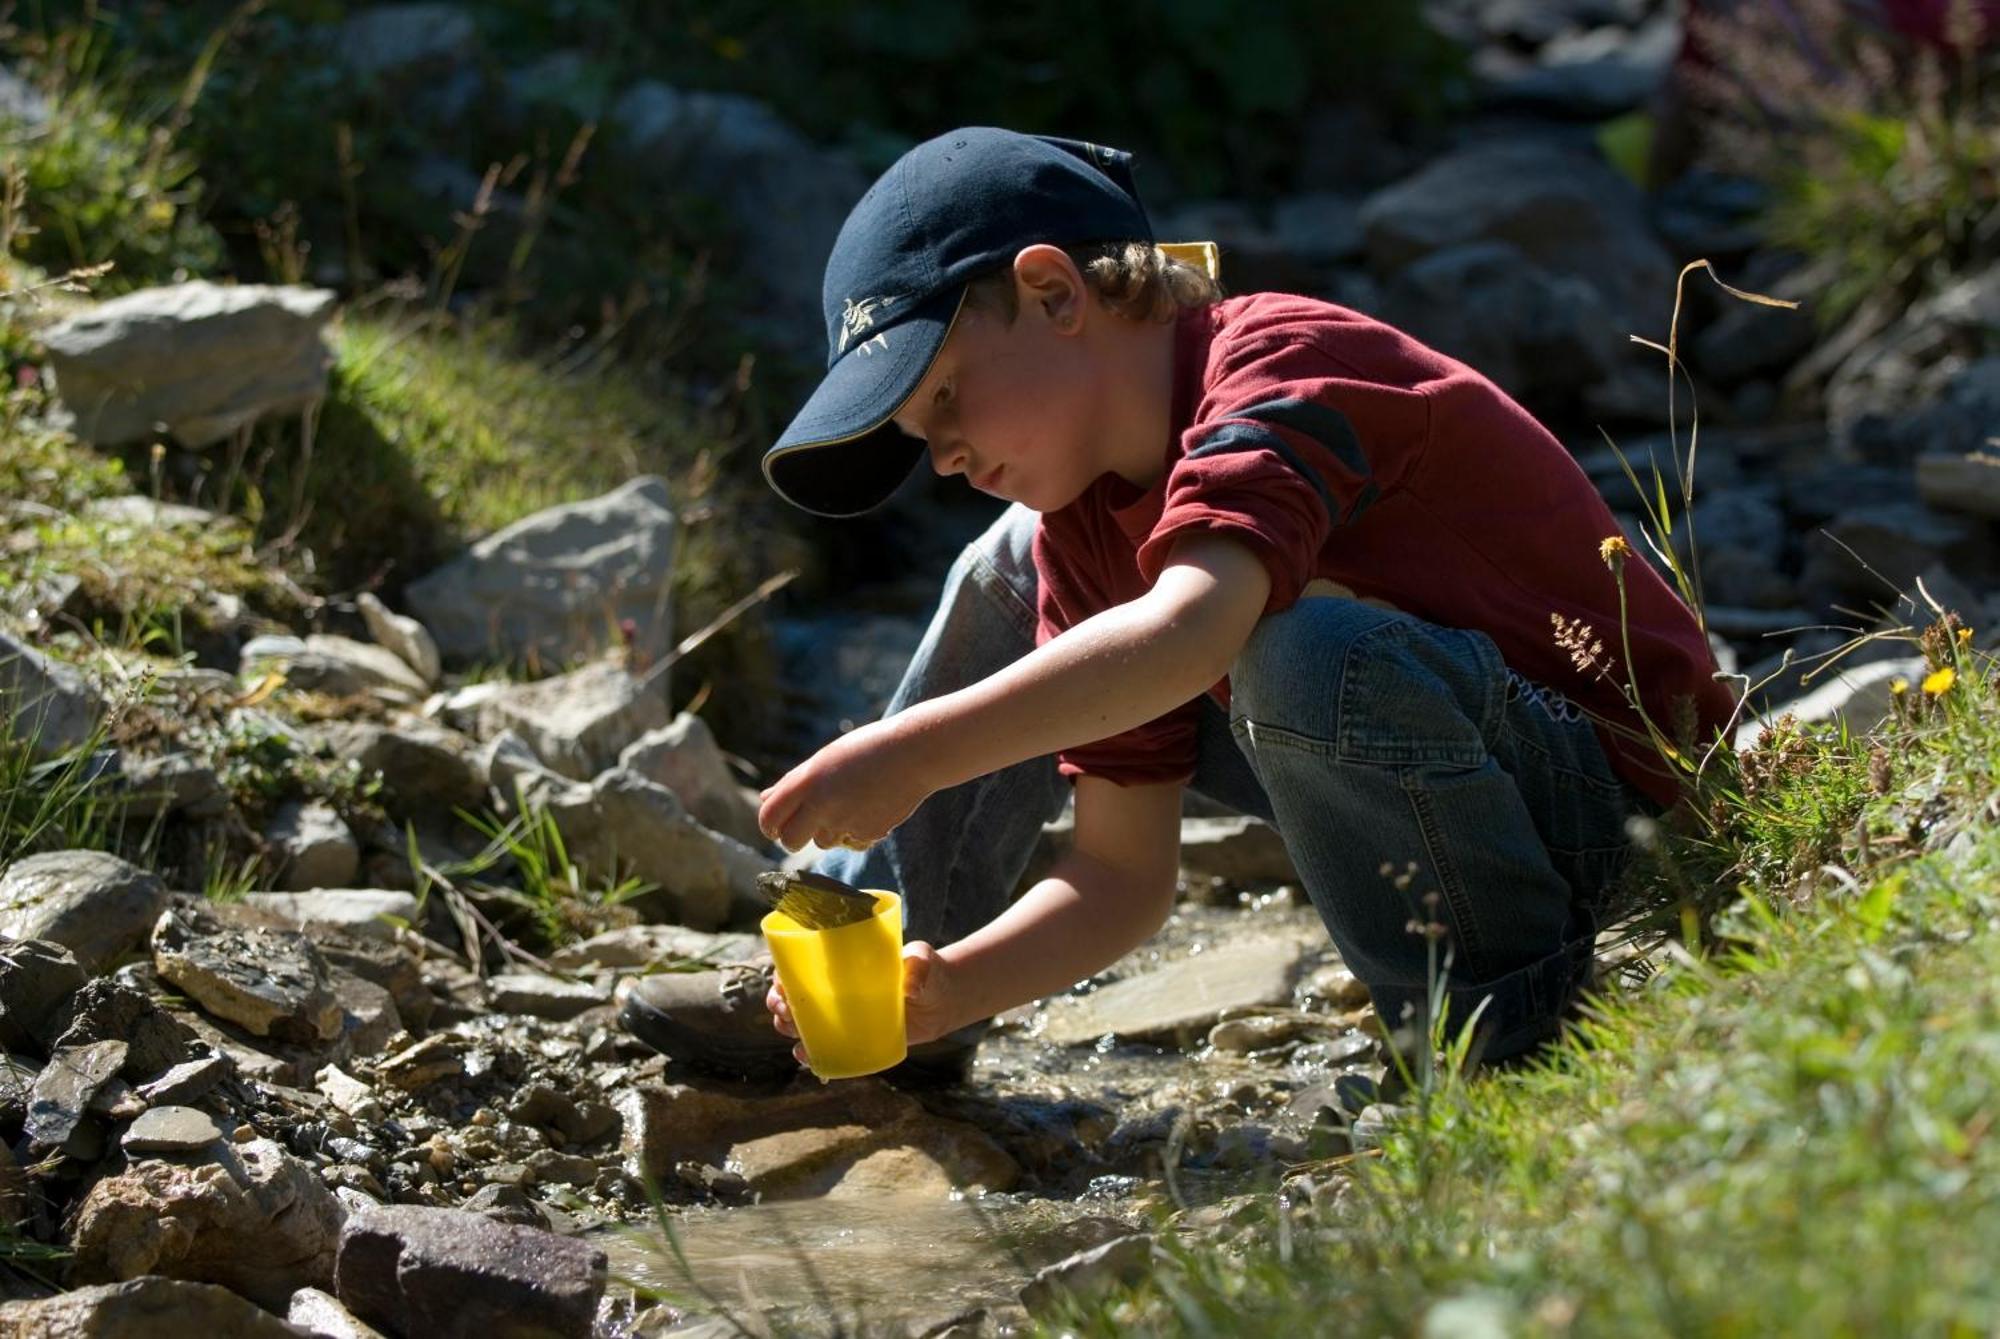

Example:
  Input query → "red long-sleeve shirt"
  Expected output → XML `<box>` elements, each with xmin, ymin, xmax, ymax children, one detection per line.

<box><xmin>1033</xmin><ymin>293</ymin><xmax>1736</xmax><ymax>810</ymax></box>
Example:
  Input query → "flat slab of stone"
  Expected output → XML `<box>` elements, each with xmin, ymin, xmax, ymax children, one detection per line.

<box><xmin>0</xmin><ymin>850</ymin><xmax>168</xmax><ymax>974</ymax></box>
<box><xmin>334</xmin><ymin>1204</ymin><xmax>607</xmax><ymax>1339</ymax></box>
<box><xmin>0</xmin><ymin>1275</ymin><xmax>314</xmax><ymax>1337</ymax></box>
<box><xmin>153</xmin><ymin>906</ymin><xmax>342</xmax><ymax>1043</ymax></box>
<box><xmin>122</xmin><ymin>1103</ymin><xmax>225</xmax><ymax>1153</ymax></box>
<box><xmin>1041</xmin><ymin>937</ymin><xmax>1310</xmax><ymax>1046</ymax></box>
<box><xmin>24</xmin><ymin>1038</ymin><xmax>126</xmax><ymax>1148</ymax></box>
<box><xmin>546</xmin><ymin>922</ymin><xmax>759</xmax><ymax>972</ymax></box>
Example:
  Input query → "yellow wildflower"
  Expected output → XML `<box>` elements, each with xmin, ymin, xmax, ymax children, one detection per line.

<box><xmin>1890</xmin><ymin>678</ymin><xmax>1909</xmax><ymax>697</ymax></box>
<box><xmin>1958</xmin><ymin>627</ymin><xmax>1973</xmax><ymax>647</ymax></box>
<box><xmin>1599</xmin><ymin>535</ymin><xmax>1631</xmax><ymax>569</ymax></box>
<box><xmin>1922</xmin><ymin>667</ymin><xmax>1956</xmax><ymax>696</ymax></box>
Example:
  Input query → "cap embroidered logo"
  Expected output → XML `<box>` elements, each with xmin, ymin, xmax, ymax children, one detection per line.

<box><xmin>836</xmin><ymin>295</ymin><xmax>898</xmax><ymax>355</ymax></box>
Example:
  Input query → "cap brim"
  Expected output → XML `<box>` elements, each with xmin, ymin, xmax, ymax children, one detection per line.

<box><xmin>763</xmin><ymin>289</ymin><xmax>964</xmax><ymax>517</ymax></box>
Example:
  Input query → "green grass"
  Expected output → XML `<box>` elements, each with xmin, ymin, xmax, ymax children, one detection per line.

<box><xmin>1059</xmin><ymin>637</ymin><xmax>2000</xmax><ymax>1336</ymax></box>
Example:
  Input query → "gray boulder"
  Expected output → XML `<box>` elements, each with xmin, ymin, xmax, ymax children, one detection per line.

<box><xmin>312</xmin><ymin>716</ymin><xmax>487</xmax><ymax>813</ymax></box>
<box><xmin>0</xmin><ymin>850</ymin><xmax>167</xmax><ymax>974</ymax></box>
<box><xmin>334</xmin><ymin>1204</ymin><xmax>606</xmax><ymax>1339</ymax></box>
<box><xmin>42</xmin><ymin>281</ymin><xmax>337</xmax><ymax>447</ymax></box>
<box><xmin>1472</xmin><ymin>14</ymin><xmax>1680</xmax><ymax>116</ymax></box>
<box><xmin>617</xmin><ymin>711</ymin><xmax>763</xmax><ymax>846</ymax></box>
<box><xmin>472</xmin><ymin>660</ymin><xmax>670</xmax><ymax>784</ymax></box>
<box><xmin>486</xmin><ymin>735</ymin><xmax>767</xmax><ymax>930</ymax></box>
<box><xmin>404</xmin><ymin>475</ymin><xmax>679</xmax><ymax>668</ymax></box>
<box><xmin>0</xmin><ymin>936</ymin><xmax>85</xmax><ymax>1052</ymax></box>
<box><xmin>0</xmin><ymin>630</ymin><xmax>105</xmax><ymax>758</ymax></box>
<box><xmin>613</xmin><ymin>83</ymin><xmax>866</xmax><ymax>345</ymax></box>
<box><xmin>1358</xmin><ymin>137</ymin><xmax>1675</xmax><ymax>335</ymax></box>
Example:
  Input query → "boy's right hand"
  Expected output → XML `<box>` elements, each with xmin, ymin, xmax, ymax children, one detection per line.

<box><xmin>765</xmin><ymin>941</ymin><xmax>965</xmax><ymax>1066</ymax></box>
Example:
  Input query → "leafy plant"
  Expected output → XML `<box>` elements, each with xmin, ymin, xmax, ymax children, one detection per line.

<box><xmin>1689</xmin><ymin>0</ymin><xmax>2000</xmax><ymax>320</ymax></box>
<box><xmin>455</xmin><ymin>797</ymin><xmax>655</xmax><ymax>950</ymax></box>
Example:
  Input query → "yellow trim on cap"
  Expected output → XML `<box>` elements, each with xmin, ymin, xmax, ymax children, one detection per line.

<box><xmin>1158</xmin><ymin>240</ymin><xmax>1221</xmax><ymax>280</ymax></box>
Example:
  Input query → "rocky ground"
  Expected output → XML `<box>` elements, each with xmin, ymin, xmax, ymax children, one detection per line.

<box><xmin>2</xmin><ymin>1</ymin><xmax>1996</xmax><ymax>1335</ymax></box>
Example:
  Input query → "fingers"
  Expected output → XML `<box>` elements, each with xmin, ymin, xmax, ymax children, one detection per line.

<box><xmin>766</xmin><ymin>983</ymin><xmax>797</xmax><ymax>1038</ymax></box>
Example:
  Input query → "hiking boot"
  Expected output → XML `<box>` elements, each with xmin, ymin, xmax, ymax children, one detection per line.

<box><xmin>617</xmin><ymin>964</ymin><xmax>796</xmax><ymax>1081</ymax></box>
<box><xmin>882</xmin><ymin>1021</ymin><xmax>989</xmax><ymax>1090</ymax></box>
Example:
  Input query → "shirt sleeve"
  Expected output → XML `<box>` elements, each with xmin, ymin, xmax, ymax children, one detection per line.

<box><xmin>1136</xmin><ymin>354</ymin><xmax>1402</xmax><ymax>615</ymax></box>
<box><xmin>1034</xmin><ymin>507</ymin><xmax>1201</xmax><ymax>787</ymax></box>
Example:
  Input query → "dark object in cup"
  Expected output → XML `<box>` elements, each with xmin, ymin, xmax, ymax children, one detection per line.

<box><xmin>756</xmin><ymin>869</ymin><xmax>878</xmax><ymax>930</ymax></box>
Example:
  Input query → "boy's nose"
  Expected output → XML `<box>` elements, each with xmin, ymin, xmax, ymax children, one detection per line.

<box><xmin>928</xmin><ymin>436</ymin><xmax>970</xmax><ymax>477</ymax></box>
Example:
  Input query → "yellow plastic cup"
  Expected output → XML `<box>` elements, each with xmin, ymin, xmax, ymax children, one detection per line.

<box><xmin>761</xmin><ymin>890</ymin><xmax>907</xmax><ymax>1080</ymax></box>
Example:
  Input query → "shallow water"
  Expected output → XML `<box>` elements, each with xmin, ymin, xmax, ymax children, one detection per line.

<box><xmin>600</xmin><ymin>1192</ymin><xmax>1121</xmax><ymax>1328</ymax></box>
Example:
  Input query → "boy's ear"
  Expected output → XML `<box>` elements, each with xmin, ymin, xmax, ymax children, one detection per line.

<box><xmin>1012</xmin><ymin>244</ymin><xmax>1085</xmax><ymax>333</ymax></box>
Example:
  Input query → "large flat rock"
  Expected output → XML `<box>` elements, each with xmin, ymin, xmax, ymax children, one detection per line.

<box><xmin>1040</xmin><ymin>937</ymin><xmax>1309</xmax><ymax>1046</ymax></box>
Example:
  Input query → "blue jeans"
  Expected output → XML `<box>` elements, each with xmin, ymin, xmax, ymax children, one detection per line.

<box><xmin>817</xmin><ymin>504</ymin><xmax>1651</xmax><ymax>1060</ymax></box>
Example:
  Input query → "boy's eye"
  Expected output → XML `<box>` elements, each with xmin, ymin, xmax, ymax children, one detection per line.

<box><xmin>935</xmin><ymin>379</ymin><xmax>953</xmax><ymax>406</ymax></box>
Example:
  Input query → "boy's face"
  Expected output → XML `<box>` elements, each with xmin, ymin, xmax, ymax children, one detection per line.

<box><xmin>891</xmin><ymin>264</ymin><xmax>1109</xmax><ymax>513</ymax></box>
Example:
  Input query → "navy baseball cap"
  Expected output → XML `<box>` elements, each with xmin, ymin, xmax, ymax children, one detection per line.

<box><xmin>762</xmin><ymin>127</ymin><xmax>1154</xmax><ymax>517</ymax></box>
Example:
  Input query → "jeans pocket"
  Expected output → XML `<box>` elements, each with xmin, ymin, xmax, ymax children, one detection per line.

<box><xmin>1336</xmin><ymin>620</ymin><xmax>1503</xmax><ymax>768</ymax></box>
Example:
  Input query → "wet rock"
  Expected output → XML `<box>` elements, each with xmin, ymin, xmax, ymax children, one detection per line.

<box><xmin>0</xmin><ymin>631</ymin><xmax>104</xmax><ymax>760</ymax></box>
<box><xmin>153</xmin><ymin>906</ymin><xmax>343</xmax><ymax>1044</ymax></box>
<box><xmin>1304</xmin><ymin>963</ymin><xmax>1373</xmax><ymax>1010</ymax></box>
<box><xmin>0</xmin><ymin>851</ymin><xmax>168</xmax><ymax>974</ymax></box>
<box><xmin>1206</xmin><ymin>1012</ymin><xmax>1337</xmax><ymax>1055</ymax></box>
<box><xmin>235</xmin><ymin>890</ymin><xmax>421</xmax><ymax>940</ymax></box>
<box><xmin>23</xmin><ymin>1038</ymin><xmax>125</xmax><ymax>1149</ymax></box>
<box><xmin>287</xmin><ymin>1286</ymin><xmax>387</xmax><ymax>1339</ymax></box>
<box><xmin>42</xmin><ymin>281</ymin><xmax>337</xmax><ymax>448</ymax></box>
<box><xmin>617</xmin><ymin>711</ymin><xmax>764</xmax><ymax>847</ymax></box>
<box><xmin>405</xmin><ymin>476</ymin><xmax>679</xmax><ymax>668</ymax></box>
<box><xmin>473</xmin><ymin>662</ymin><xmax>672</xmax><ymax>784</ymax></box>
<box><xmin>69</xmin><ymin>1136</ymin><xmax>345</xmax><ymax>1308</ymax></box>
<box><xmin>313</xmin><ymin>717</ymin><xmax>486</xmax><ymax>813</ymax></box>
<box><xmin>334</xmin><ymin>1204</ymin><xmax>607</xmax><ymax>1339</ymax></box>
<box><xmin>138</xmin><ymin>1054</ymin><xmax>234</xmax><ymax>1106</ymax></box>
<box><xmin>262</xmin><ymin>800</ymin><xmax>363</xmax><ymax>891</ymax></box>
<box><xmin>485</xmin><ymin>972</ymin><xmax>607</xmax><ymax>1021</ymax></box>
<box><xmin>616</xmin><ymin>1078</ymin><xmax>1016</xmax><ymax>1200</ymax></box>
<box><xmin>0</xmin><ymin>1275</ymin><xmax>314</xmax><ymax>1337</ymax></box>
<box><xmin>546</xmin><ymin>922</ymin><xmax>760</xmax><ymax>972</ymax></box>
<box><xmin>1042</xmin><ymin>937</ymin><xmax>1310</xmax><ymax>1046</ymax></box>
<box><xmin>0</xmin><ymin>937</ymin><xmax>85</xmax><ymax>1053</ymax></box>
<box><xmin>356</xmin><ymin>592</ymin><xmax>441</xmax><ymax>688</ymax></box>
<box><xmin>241</xmin><ymin>634</ymin><xmax>429</xmax><ymax>704</ymax></box>
<box><xmin>1019</xmin><ymin>1233</ymin><xmax>1156</xmax><ymax>1317</ymax></box>
<box><xmin>122</xmin><ymin>1104</ymin><xmax>225</xmax><ymax>1154</ymax></box>
<box><xmin>52</xmin><ymin>978</ymin><xmax>198</xmax><ymax>1082</ymax></box>
<box><xmin>1177</xmin><ymin>816</ymin><xmax>1297</xmax><ymax>887</ymax></box>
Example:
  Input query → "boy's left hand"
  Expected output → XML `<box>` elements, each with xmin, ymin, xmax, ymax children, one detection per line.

<box><xmin>757</xmin><ymin>718</ymin><xmax>935</xmax><ymax>851</ymax></box>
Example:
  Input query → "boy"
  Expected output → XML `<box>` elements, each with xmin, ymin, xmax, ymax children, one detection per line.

<box><xmin>620</xmin><ymin>127</ymin><xmax>1734</xmax><ymax>1082</ymax></box>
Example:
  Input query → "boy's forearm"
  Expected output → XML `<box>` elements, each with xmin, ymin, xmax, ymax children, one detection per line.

<box><xmin>892</xmin><ymin>551</ymin><xmax>1263</xmax><ymax>792</ymax></box>
<box><xmin>932</xmin><ymin>847</ymin><xmax>1176</xmax><ymax>1032</ymax></box>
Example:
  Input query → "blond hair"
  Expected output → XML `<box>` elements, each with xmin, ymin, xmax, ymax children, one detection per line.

<box><xmin>963</xmin><ymin>241</ymin><xmax>1222</xmax><ymax>324</ymax></box>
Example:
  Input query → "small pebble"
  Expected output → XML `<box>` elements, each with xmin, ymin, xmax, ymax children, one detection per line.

<box><xmin>469</xmin><ymin>1107</ymin><xmax>498</xmax><ymax>1127</ymax></box>
<box><xmin>232</xmin><ymin>1124</ymin><xmax>256</xmax><ymax>1143</ymax></box>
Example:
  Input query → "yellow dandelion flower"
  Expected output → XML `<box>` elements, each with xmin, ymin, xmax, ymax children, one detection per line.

<box><xmin>1890</xmin><ymin>678</ymin><xmax>1909</xmax><ymax>697</ymax></box>
<box><xmin>1599</xmin><ymin>535</ymin><xmax>1631</xmax><ymax>567</ymax></box>
<box><xmin>1922</xmin><ymin>667</ymin><xmax>1956</xmax><ymax>697</ymax></box>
